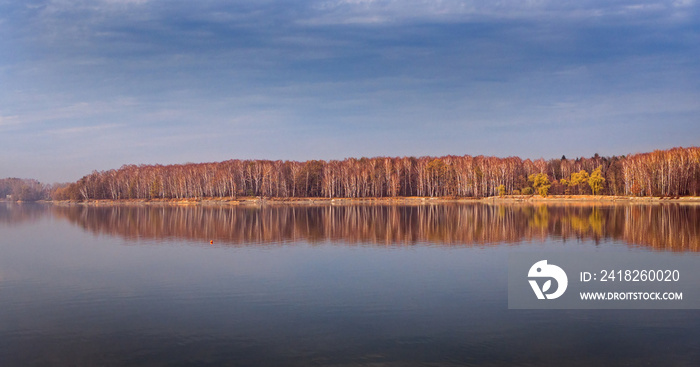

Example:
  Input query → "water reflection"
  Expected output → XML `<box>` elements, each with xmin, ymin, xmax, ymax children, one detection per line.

<box><xmin>1</xmin><ymin>203</ymin><xmax>693</xmax><ymax>251</ymax></box>
<box><xmin>2</xmin><ymin>202</ymin><xmax>700</xmax><ymax>366</ymax></box>
<box><xmin>0</xmin><ymin>202</ymin><xmax>49</xmax><ymax>226</ymax></box>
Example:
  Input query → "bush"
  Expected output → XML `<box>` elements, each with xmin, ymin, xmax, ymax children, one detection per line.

<box><xmin>497</xmin><ymin>184</ymin><xmax>506</xmax><ymax>197</ymax></box>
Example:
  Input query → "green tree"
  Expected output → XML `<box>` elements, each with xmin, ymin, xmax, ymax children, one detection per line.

<box><xmin>588</xmin><ymin>166</ymin><xmax>606</xmax><ymax>195</ymax></box>
<box><xmin>528</xmin><ymin>173</ymin><xmax>551</xmax><ymax>197</ymax></box>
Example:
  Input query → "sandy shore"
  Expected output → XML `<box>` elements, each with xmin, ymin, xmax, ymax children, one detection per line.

<box><xmin>41</xmin><ymin>195</ymin><xmax>700</xmax><ymax>206</ymax></box>
<box><xmin>482</xmin><ymin>195</ymin><xmax>700</xmax><ymax>203</ymax></box>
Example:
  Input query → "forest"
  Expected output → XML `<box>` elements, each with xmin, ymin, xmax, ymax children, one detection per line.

<box><xmin>0</xmin><ymin>178</ymin><xmax>50</xmax><ymax>201</ymax></box>
<box><xmin>41</xmin><ymin>146</ymin><xmax>699</xmax><ymax>201</ymax></box>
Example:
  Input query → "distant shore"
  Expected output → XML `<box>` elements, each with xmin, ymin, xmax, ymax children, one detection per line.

<box><xmin>36</xmin><ymin>195</ymin><xmax>700</xmax><ymax>206</ymax></box>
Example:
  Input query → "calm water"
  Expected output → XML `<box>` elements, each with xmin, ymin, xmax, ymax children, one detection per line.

<box><xmin>1</xmin><ymin>202</ymin><xmax>699</xmax><ymax>366</ymax></box>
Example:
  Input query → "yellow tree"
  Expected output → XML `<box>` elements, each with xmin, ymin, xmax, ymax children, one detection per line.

<box><xmin>570</xmin><ymin>170</ymin><xmax>589</xmax><ymax>195</ymax></box>
<box><xmin>588</xmin><ymin>166</ymin><xmax>605</xmax><ymax>195</ymax></box>
<box><xmin>528</xmin><ymin>173</ymin><xmax>551</xmax><ymax>197</ymax></box>
<box><xmin>497</xmin><ymin>184</ymin><xmax>506</xmax><ymax>197</ymax></box>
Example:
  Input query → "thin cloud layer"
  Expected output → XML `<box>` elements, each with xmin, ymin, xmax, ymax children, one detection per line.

<box><xmin>0</xmin><ymin>0</ymin><xmax>698</xmax><ymax>182</ymax></box>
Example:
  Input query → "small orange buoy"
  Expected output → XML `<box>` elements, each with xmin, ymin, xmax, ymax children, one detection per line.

<box><xmin>210</xmin><ymin>240</ymin><xmax>214</xmax><ymax>244</ymax></box>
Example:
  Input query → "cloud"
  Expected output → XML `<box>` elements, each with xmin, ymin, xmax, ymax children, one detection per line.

<box><xmin>1</xmin><ymin>0</ymin><xmax>698</xmax><ymax>181</ymax></box>
<box><xmin>35</xmin><ymin>0</ymin><xmax>149</xmax><ymax>15</ymax></box>
<box><xmin>45</xmin><ymin>123</ymin><xmax>123</xmax><ymax>136</ymax></box>
<box><xmin>0</xmin><ymin>115</ymin><xmax>22</xmax><ymax>128</ymax></box>
<box><xmin>4</xmin><ymin>98</ymin><xmax>138</xmax><ymax>128</ymax></box>
<box><xmin>304</xmin><ymin>0</ymin><xmax>698</xmax><ymax>25</ymax></box>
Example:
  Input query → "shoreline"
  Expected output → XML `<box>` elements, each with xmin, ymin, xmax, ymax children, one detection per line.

<box><xmin>29</xmin><ymin>195</ymin><xmax>700</xmax><ymax>206</ymax></box>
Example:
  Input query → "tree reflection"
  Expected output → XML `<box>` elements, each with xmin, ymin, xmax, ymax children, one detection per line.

<box><xmin>31</xmin><ymin>203</ymin><xmax>697</xmax><ymax>251</ymax></box>
<box><xmin>0</xmin><ymin>202</ymin><xmax>49</xmax><ymax>226</ymax></box>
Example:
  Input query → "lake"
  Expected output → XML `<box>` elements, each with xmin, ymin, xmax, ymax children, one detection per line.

<box><xmin>1</xmin><ymin>202</ymin><xmax>699</xmax><ymax>366</ymax></box>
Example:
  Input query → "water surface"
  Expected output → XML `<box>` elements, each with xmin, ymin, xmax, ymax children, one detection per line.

<box><xmin>1</xmin><ymin>202</ymin><xmax>699</xmax><ymax>366</ymax></box>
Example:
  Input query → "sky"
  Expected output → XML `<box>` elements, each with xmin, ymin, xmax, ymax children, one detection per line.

<box><xmin>1</xmin><ymin>0</ymin><xmax>699</xmax><ymax>183</ymax></box>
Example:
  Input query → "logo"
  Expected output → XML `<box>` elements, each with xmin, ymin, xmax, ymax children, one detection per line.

<box><xmin>528</xmin><ymin>260</ymin><xmax>568</xmax><ymax>300</ymax></box>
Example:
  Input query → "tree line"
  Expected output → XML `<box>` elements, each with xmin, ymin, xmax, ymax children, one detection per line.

<box><xmin>0</xmin><ymin>178</ymin><xmax>52</xmax><ymax>201</ymax></box>
<box><xmin>47</xmin><ymin>146</ymin><xmax>699</xmax><ymax>201</ymax></box>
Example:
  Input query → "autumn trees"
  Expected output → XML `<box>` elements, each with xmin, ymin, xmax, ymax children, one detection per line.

<box><xmin>53</xmin><ymin>147</ymin><xmax>700</xmax><ymax>201</ymax></box>
<box><xmin>0</xmin><ymin>178</ymin><xmax>50</xmax><ymax>201</ymax></box>
<box><xmin>622</xmin><ymin>147</ymin><xmax>700</xmax><ymax>196</ymax></box>
<box><xmin>528</xmin><ymin>173</ymin><xmax>551</xmax><ymax>197</ymax></box>
<box><xmin>588</xmin><ymin>167</ymin><xmax>606</xmax><ymax>195</ymax></box>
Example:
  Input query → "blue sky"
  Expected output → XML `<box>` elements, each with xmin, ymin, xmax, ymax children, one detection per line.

<box><xmin>1</xmin><ymin>0</ymin><xmax>699</xmax><ymax>182</ymax></box>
